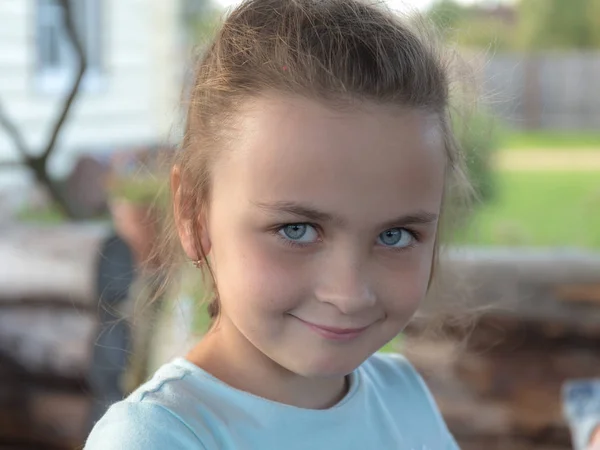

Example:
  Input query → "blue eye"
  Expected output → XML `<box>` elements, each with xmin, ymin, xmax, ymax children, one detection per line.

<box><xmin>278</xmin><ymin>224</ymin><xmax>319</xmax><ymax>243</ymax></box>
<box><xmin>377</xmin><ymin>228</ymin><xmax>414</xmax><ymax>248</ymax></box>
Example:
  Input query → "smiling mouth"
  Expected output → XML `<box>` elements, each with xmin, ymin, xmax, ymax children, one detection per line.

<box><xmin>293</xmin><ymin>317</ymin><xmax>370</xmax><ymax>341</ymax></box>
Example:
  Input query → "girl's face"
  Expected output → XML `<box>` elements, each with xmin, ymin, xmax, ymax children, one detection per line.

<box><xmin>187</xmin><ymin>95</ymin><xmax>446</xmax><ymax>378</ymax></box>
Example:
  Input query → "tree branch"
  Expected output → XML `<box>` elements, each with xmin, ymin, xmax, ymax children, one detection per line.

<box><xmin>0</xmin><ymin>99</ymin><xmax>31</xmax><ymax>161</ymax></box>
<box><xmin>0</xmin><ymin>0</ymin><xmax>88</xmax><ymax>219</ymax></box>
<box><xmin>41</xmin><ymin>0</ymin><xmax>88</xmax><ymax>163</ymax></box>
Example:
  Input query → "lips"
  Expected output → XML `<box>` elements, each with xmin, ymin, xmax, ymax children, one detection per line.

<box><xmin>294</xmin><ymin>317</ymin><xmax>370</xmax><ymax>341</ymax></box>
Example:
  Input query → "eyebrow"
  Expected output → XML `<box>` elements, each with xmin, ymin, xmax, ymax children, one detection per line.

<box><xmin>253</xmin><ymin>200</ymin><xmax>439</xmax><ymax>228</ymax></box>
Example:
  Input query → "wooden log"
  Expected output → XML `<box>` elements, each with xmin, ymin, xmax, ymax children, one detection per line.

<box><xmin>0</xmin><ymin>306</ymin><xmax>97</xmax><ymax>378</ymax></box>
<box><xmin>418</xmin><ymin>247</ymin><xmax>600</xmax><ymax>329</ymax></box>
<box><xmin>556</xmin><ymin>283</ymin><xmax>600</xmax><ymax>305</ymax></box>
<box><xmin>0</xmin><ymin>223</ymin><xmax>116</xmax><ymax>308</ymax></box>
<box><xmin>406</xmin><ymin>249</ymin><xmax>600</xmax><ymax>449</ymax></box>
<box><xmin>0</xmin><ymin>352</ymin><xmax>90</xmax><ymax>450</ymax></box>
<box><xmin>28</xmin><ymin>390</ymin><xmax>90</xmax><ymax>448</ymax></box>
<box><xmin>406</xmin><ymin>314</ymin><xmax>600</xmax><ymax>449</ymax></box>
<box><xmin>406</xmin><ymin>338</ymin><xmax>577</xmax><ymax>449</ymax></box>
<box><xmin>0</xmin><ymin>223</ymin><xmax>138</xmax><ymax>448</ymax></box>
<box><xmin>0</xmin><ymin>223</ymin><xmax>137</xmax><ymax>379</ymax></box>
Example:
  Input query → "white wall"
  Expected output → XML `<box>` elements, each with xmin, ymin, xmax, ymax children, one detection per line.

<box><xmin>0</xmin><ymin>0</ymin><xmax>182</xmax><ymax>206</ymax></box>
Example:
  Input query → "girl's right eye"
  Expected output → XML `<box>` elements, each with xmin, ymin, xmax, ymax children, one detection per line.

<box><xmin>277</xmin><ymin>223</ymin><xmax>319</xmax><ymax>244</ymax></box>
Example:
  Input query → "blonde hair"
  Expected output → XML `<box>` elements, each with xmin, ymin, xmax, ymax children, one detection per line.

<box><xmin>156</xmin><ymin>0</ymin><xmax>472</xmax><ymax>325</ymax></box>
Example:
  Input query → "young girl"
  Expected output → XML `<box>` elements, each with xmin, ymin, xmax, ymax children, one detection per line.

<box><xmin>86</xmin><ymin>0</ymin><xmax>467</xmax><ymax>448</ymax></box>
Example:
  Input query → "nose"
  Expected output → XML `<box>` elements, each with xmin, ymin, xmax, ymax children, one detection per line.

<box><xmin>314</xmin><ymin>252</ymin><xmax>376</xmax><ymax>315</ymax></box>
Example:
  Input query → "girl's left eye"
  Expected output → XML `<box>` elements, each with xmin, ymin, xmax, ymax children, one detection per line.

<box><xmin>278</xmin><ymin>223</ymin><xmax>319</xmax><ymax>243</ymax></box>
<box><xmin>377</xmin><ymin>228</ymin><xmax>415</xmax><ymax>248</ymax></box>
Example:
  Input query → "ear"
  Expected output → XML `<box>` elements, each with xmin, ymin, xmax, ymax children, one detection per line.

<box><xmin>171</xmin><ymin>165</ymin><xmax>211</xmax><ymax>261</ymax></box>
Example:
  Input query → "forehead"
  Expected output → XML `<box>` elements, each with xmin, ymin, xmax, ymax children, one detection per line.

<box><xmin>213</xmin><ymin>95</ymin><xmax>447</xmax><ymax>223</ymax></box>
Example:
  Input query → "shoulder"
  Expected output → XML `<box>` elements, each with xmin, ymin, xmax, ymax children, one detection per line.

<box><xmin>361</xmin><ymin>352</ymin><xmax>428</xmax><ymax>391</ymax></box>
<box><xmin>361</xmin><ymin>352</ymin><xmax>440</xmax><ymax>411</ymax></box>
<box><xmin>85</xmin><ymin>360</ymin><xmax>209</xmax><ymax>450</ymax></box>
<box><xmin>84</xmin><ymin>400</ymin><xmax>205</xmax><ymax>450</ymax></box>
<box><xmin>360</xmin><ymin>352</ymin><xmax>459</xmax><ymax>448</ymax></box>
<box><xmin>361</xmin><ymin>352</ymin><xmax>437</xmax><ymax>406</ymax></box>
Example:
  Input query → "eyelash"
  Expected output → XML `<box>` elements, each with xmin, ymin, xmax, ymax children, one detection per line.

<box><xmin>272</xmin><ymin>223</ymin><xmax>422</xmax><ymax>250</ymax></box>
<box><xmin>272</xmin><ymin>223</ymin><xmax>322</xmax><ymax>249</ymax></box>
<box><xmin>380</xmin><ymin>228</ymin><xmax>421</xmax><ymax>252</ymax></box>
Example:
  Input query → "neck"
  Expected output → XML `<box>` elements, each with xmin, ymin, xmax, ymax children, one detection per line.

<box><xmin>186</xmin><ymin>315</ymin><xmax>348</xmax><ymax>409</ymax></box>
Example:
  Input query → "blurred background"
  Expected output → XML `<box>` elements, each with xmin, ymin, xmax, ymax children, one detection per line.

<box><xmin>1</xmin><ymin>0</ymin><xmax>599</xmax><ymax>449</ymax></box>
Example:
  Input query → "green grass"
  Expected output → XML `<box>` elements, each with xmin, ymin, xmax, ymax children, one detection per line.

<box><xmin>503</xmin><ymin>130</ymin><xmax>600</xmax><ymax>151</ymax></box>
<box><xmin>456</xmin><ymin>171</ymin><xmax>600</xmax><ymax>249</ymax></box>
<box><xmin>15</xmin><ymin>203</ymin><xmax>114</xmax><ymax>223</ymax></box>
<box><xmin>193</xmin><ymin>304</ymin><xmax>213</xmax><ymax>333</ymax></box>
<box><xmin>380</xmin><ymin>335</ymin><xmax>404</xmax><ymax>353</ymax></box>
<box><xmin>16</xmin><ymin>203</ymin><xmax>66</xmax><ymax>223</ymax></box>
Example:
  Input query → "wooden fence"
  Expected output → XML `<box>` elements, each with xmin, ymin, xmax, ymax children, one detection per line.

<box><xmin>471</xmin><ymin>52</ymin><xmax>600</xmax><ymax>130</ymax></box>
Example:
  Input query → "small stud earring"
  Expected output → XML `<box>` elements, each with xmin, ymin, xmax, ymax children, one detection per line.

<box><xmin>192</xmin><ymin>259</ymin><xmax>203</xmax><ymax>269</ymax></box>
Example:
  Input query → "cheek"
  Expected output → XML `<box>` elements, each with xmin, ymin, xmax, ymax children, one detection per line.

<box><xmin>213</xmin><ymin>234</ymin><xmax>310</xmax><ymax>313</ymax></box>
<box><xmin>377</xmin><ymin>248</ymin><xmax>435</xmax><ymax>317</ymax></box>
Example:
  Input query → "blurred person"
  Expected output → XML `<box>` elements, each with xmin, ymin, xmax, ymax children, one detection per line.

<box><xmin>85</xmin><ymin>0</ymin><xmax>472</xmax><ymax>448</ymax></box>
<box><xmin>563</xmin><ymin>380</ymin><xmax>600</xmax><ymax>450</ymax></box>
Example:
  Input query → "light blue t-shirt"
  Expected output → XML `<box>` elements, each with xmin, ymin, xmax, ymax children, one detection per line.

<box><xmin>85</xmin><ymin>353</ymin><xmax>459</xmax><ymax>449</ymax></box>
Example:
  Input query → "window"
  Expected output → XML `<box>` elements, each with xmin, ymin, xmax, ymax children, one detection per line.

<box><xmin>35</xmin><ymin>0</ymin><xmax>102</xmax><ymax>93</ymax></box>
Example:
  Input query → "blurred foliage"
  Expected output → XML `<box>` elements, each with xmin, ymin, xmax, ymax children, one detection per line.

<box><xmin>517</xmin><ymin>0</ymin><xmax>600</xmax><ymax>50</ymax></box>
<box><xmin>380</xmin><ymin>335</ymin><xmax>404</xmax><ymax>353</ymax></box>
<box><xmin>427</xmin><ymin>0</ymin><xmax>600</xmax><ymax>50</ymax></box>
<box><xmin>16</xmin><ymin>203</ymin><xmax>71</xmax><ymax>224</ymax></box>
<box><xmin>17</xmin><ymin>156</ymin><xmax>170</xmax><ymax>223</ymax></box>
<box><xmin>428</xmin><ymin>0</ymin><xmax>464</xmax><ymax>32</ymax></box>
<box><xmin>182</xmin><ymin>0</ymin><xmax>222</xmax><ymax>44</ymax></box>
<box><xmin>104</xmin><ymin>146</ymin><xmax>173</xmax><ymax>214</ymax></box>
<box><xmin>106</xmin><ymin>175</ymin><xmax>169</xmax><ymax>208</ymax></box>
<box><xmin>427</xmin><ymin>0</ymin><xmax>517</xmax><ymax>51</ymax></box>
<box><xmin>455</xmin><ymin>109</ymin><xmax>502</xmax><ymax>203</ymax></box>
<box><xmin>180</xmin><ymin>267</ymin><xmax>214</xmax><ymax>333</ymax></box>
